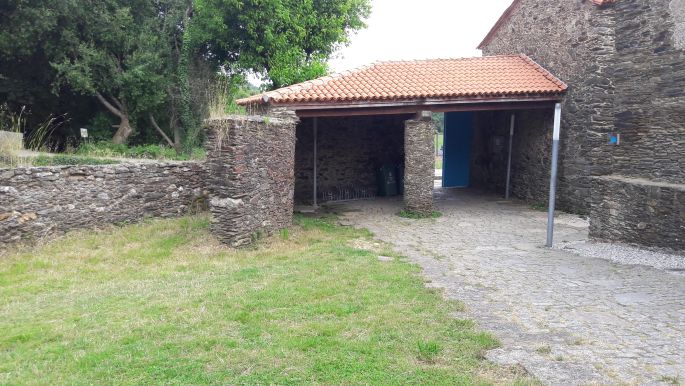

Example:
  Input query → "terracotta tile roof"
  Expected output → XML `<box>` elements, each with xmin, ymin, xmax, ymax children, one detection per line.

<box><xmin>237</xmin><ymin>54</ymin><xmax>567</xmax><ymax>106</ymax></box>
<box><xmin>478</xmin><ymin>0</ymin><xmax>616</xmax><ymax>49</ymax></box>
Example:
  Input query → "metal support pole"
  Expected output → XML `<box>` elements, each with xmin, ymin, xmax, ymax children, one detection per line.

<box><xmin>546</xmin><ymin>103</ymin><xmax>562</xmax><ymax>247</ymax></box>
<box><xmin>313</xmin><ymin>117</ymin><xmax>318</xmax><ymax>208</ymax></box>
<box><xmin>505</xmin><ymin>113</ymin><xmax>515</xmax><ymax>200</ymax></box>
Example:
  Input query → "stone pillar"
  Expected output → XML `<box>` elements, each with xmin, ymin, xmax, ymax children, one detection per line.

<box><xmin>204</xmin><ymin>109</ymin><xmax>298</xmax><ymax>247</ymax></box>
<box><xmin>404</xmin><ymin>111</ymin><xmax>435</xmax><ymax>215</ymax></box>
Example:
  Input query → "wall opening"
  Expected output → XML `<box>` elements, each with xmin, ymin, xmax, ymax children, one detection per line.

<box><xmin>294</xmin><ymin>114</ymin><xmax>410</xmax><ymax>205</ymax></box>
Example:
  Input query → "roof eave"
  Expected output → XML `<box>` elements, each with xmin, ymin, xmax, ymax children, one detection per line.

<box><xmin>267</xmin><ymin>93</ymin><xmax>566</xmax><ymax>111</ymax></box>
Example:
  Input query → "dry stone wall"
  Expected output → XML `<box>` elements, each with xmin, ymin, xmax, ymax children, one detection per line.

<box><xmin>591</xmin><ymin>176</ymin><xmax>685</xmax><ymax>250</ymax></box>
<box><xmin>0</xmin><ymin>162</ymin><xmax>207</xmax><ymax>246</ymax></box>
<box><xmin>204</xmin><ymin>110</ymin><xmax>297</xmax><ymax>247</ymax></box>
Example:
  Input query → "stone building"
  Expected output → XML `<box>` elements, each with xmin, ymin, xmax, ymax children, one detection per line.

<box><xmin>235</xmin><ymin>56</ymin><xmax>569</xmax><ymax>246</ymax></box>
<box><xmin>479</xmin><ymin>0</ymin><xmax>685</xmax><ymax>249</ymax></box>
<box><xmin>227</xmin><ymin>0</ymin><xmax>683</xmax><ymax>250</ymax></box>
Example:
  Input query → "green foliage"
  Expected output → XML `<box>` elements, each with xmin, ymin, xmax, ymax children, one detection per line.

<box><xmin>31</xmin><ymin>154</ymin><xmax>119</xmax><ymax>166</ymax></box>
<box><xmin>192</xmin><ymin>0</ymin><xmax>371</xmax><ymax>88</ymax></box>
<box><xmin>530</xmin><ymin>202</ymin><xmax>547</xmax><ymax>211</ymax></box>
<box><xmin>75</xmin><ymin>141</ymin><xmax>204</xmax><ymax>160</ymax></box>
<box><xmin>433</xmin><ymin>112</ymin><xmax>445</xmax><ymax>133</ymax></box>
<box><xmin>398</xmin><ymin>210</ymin><xmax>444</xmax><ymax>219</ymax></box>
<box><xmin>0</xmin><ymin>104</ymin><xmax>26</xmax><ymax>133</ymax></box>
<box><xmin>0</xmin><ymin>104</ymin><xmax>68</xmax><ymax>151</ymax></box>
<box><xmin>1</xmin><ymin>0</ymin><xmax>371</xmax><ymax>148</ymax></box>
<box><xmin>417</xmin><ymin>340</ymin><xmax>442</xmax><ymax>363</ymax></box>
<box><xmin>86</xmin><ymin>112</ymin><xmax>117</xmax><ymax>142</ymax></box>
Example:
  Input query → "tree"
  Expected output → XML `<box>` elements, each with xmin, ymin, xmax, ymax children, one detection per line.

<box><xmin>51</xmin><ymin>1</ymin><xmax>170</xmax><ymax>144</ymax></box>
<box><xmin>0</xmin><ymin>0</ymin><xmax>370</xmax><ymax>147</ymax></box>
<box><xmin>191</xmin><ymin>0</ymin><xmax>370</xmax><ymax>88</ymax></box>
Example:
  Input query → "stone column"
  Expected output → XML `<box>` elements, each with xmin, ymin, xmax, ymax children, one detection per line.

<box><xmin>204</xmin><ymin>109</ymin><xmax>298</xmax><ymax>247</ymax></box>
<box><xmin>404</xmin><ymin>111</ymin><xmax>435</xmax><ymax>215</ymax></box>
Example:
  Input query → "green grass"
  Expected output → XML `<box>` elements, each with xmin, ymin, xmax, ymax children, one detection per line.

<box><xmin>399</xmin><ymin>210</ymin><xmax>444</xmax><ymax>219</ymax></box>
<box><xmin>659</xmin><ymin>375</ymin><xmax>681</xmax><ymax>385</ymax></box>
<box><xmin>530</xmin><ymin>202</ymin><xmax>547</xmax><ymax>212</ymax></box>
<box><xmin>31</xmin><ymin>154</ymin><xmax>120</xmax><ymax>166</ymax></box>
<box><xmin>75</xmin><ymin>141</ymin><xmax>205</xmax><ymax>161</ymax></box>
<box><xmin>0</xmin><ymin>215</ymin><xmax>528</xmax><ymax>385</ymax></box>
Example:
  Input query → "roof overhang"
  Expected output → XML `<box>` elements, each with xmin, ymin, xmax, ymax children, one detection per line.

<box><xmin>289</xmin><ymin>95</ymin><xmax>563</xmax><ymax>118</ymax></box>
<box><xmin>238</xmin><ymin>55</ymin><xmax>567</xmax><ymax>117</ymax></box>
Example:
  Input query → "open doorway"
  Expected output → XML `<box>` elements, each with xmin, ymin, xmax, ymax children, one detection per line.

<box><xmin>433</xmin><ymin>112</ymin><xmax>444</xmax><ymax>189</ymax></box>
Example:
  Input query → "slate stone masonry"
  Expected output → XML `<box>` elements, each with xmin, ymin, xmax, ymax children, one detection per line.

<box><xmin>591</xmin><ymin>176</ymin><xmax>685</xmax><ymax>250</ymax></box>
<box><xmin>404</xmin><ymin>113</ymin><xmax>435</xmax><ymax>215</ymax></box>
<box><xmin>470</xmin><ymin>109</ymin><xmax>554</xmax><ymax>205</ymax></box>
<box><xmin>482</xmin><ymin>0</ymin><xmax>685</xmax><ymax>249</ymax></box>
<box><xmin>481</xmin><ymin>0</ymin><xmax>611</xmax><ymax>214</ymax></box>
<box><xmin>294</xmin><ymin>115</ymin><xmax>406</xmax><ymax>204</ymax></box>
<box><xmin>204</xmin><ymin>110</ymin><xmax>298</xmax><ymax>247</ymax></box>
<box><xmin>0</xmin><ymin>162</ymin><xmax>207</xmax><ymax>246</ymax></box>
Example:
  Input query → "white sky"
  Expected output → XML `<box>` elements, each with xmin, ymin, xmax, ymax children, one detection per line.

<box><xmin>328</xmin><ymin>0</ymin><xmax>513</xmax><ymax>72</ymax></box>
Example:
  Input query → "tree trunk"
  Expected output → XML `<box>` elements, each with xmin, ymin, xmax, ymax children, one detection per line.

<box><xmin>173</xmin><ymin>122</ymin><xmax>182</xmax><ymax>153</ymax></box>
<box><xmin>112</xmin><ymin>116</ymin><xmax>133</xmax><ymax>145</ymax></box>
<box><xmin>95</xmin><ymin>92</ymin><xmax>135</xmax><ymax>144</ymax></box>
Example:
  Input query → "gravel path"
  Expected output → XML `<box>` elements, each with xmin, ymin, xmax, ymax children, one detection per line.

<box><xmin>333</xmin><ymin>189</ymin><xmax>685</xmax><ymax>385</ymax></box>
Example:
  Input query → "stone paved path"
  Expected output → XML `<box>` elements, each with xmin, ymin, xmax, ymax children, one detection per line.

<box><xmin>334</xmin><ymin>189</ymin><xmax>685</xmax><ymax>385</ymax></box>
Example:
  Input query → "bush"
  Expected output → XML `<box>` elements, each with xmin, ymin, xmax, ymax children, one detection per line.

<box><xmin>398</xmin><ymin>210</ymin><xmax>443</xmax><ymax>219</ymax></box>
<box><xmin>32</xmin><ymin>154</ymin><xmax>119</xmax><ymax>166</ymax></box>
<box><xmin>75</xmin><ymin>141</ymin><xmax>205</xmax><ymax>161</ymax></box>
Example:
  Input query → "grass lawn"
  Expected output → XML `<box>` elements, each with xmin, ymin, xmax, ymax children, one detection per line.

<box><xmin>0</xmin><ymin>215</ymin><xmax>529</xmax><ymax>385</ymax></box>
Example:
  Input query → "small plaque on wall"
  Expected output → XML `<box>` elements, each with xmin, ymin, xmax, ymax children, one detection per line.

<box><xmin>608</xmin><ymin>133</ymin><xmax>621</xmax><ymax>145</ymax></box>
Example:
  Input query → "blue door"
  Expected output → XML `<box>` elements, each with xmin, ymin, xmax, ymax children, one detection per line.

<box><xmin>443</xmin><ymin>112</ymin><xmax>474</xmax><ymax>188</ymax></box>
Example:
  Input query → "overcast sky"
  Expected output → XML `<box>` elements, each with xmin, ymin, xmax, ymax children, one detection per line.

<box><xmin>328</xmin><ymin>0</ymin><xmax>513</xmax><ymax>72</ymax></box>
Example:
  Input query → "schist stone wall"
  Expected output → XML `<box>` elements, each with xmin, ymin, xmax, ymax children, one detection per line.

<box><xmin>295</xmin><ymin>115</ymin><xmax>406</xmax><ymax>204</ymax></box>
<box><xmin>0</xmin><ymin>162</ymin><xmax>207</xmax><ymax>246</ymax></box>
<box><xmin>611</xmin><ymin>0</ymin><xmax>685</xmax><ymax>183</ymax></box>
<box><xmin>204</xmin><ymin>110</ymin><xmax>297</xmax><ymax>247</ymax></box>
<box><xmin>404</xmin><ymin>113</ymin><xmax>435</xmax><ymax>215</ymax></box>
<box><xmin>481</xmin><ymin>0</ymin><xmax>611</xmax><ymax>214</ymax></box>
<box><xmin>470</xmin><ymin>109</ymin><xmax>554</xmax><ymax>205</ymax></box>
<box><xmin>482</xmin><ymin>0</ymin><xmax>685</xmax><ymax>249</ymax></box>
<box><xmin>591</xmin><ymin>176</ymin><xmax>685</xmax><ymax>250</ymax></box>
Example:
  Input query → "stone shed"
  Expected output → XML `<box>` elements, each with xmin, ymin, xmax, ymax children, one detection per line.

<box><xmin>206</xmin><ymin>55</ymin><xmax>571</xmax><ymax>247</ymax></box>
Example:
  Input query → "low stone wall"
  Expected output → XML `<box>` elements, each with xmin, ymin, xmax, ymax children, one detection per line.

<box><xmin>204</xmin><ymin>110</ymin><xmax>298</xmax><ymax>247</ymax></box>
<box><xmin>0</xmin><ymin>162</ymin><xmax>208</xmax><ymax>246</ymax></box>
<box><xmin>590</xmin><ymin>175</ymin><xmax>685</xmax><ymax>250</ymax></box>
